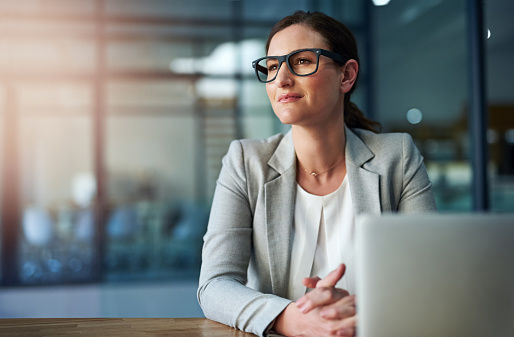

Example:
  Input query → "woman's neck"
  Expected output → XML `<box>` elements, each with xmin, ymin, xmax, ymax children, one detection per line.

<box><xmin>292</xmin><ymin>124</ymin><xmax>347</xmax><ymax>195</ymax></box>
<box><xmin>292</xmin><ymin>124</ymin><xmax>346</xmax><ymax>171</ymax></box>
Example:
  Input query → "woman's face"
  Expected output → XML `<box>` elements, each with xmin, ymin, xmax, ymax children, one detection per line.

<box><xmin>266</xmin><ymin>24</ymin><xmax>345</xmax><ymax>127</ymax></box>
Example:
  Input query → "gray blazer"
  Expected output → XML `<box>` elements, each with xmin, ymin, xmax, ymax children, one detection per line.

<box><xmin>198</xmin><ymin>126</ymin><xmax>436</xmax><ymax>336</ymax></box>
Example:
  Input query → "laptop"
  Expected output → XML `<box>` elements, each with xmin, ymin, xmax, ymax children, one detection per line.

<box><xmin>356</xmin><ymin>213</ymin><xmax>514</xmax><ymax>337</ymax></box>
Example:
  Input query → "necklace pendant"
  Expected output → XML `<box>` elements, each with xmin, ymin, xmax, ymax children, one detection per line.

<box><xmin>310</xmin><ymin>172</ymin><xmax>317</xmax><ymax>177</ymax></box>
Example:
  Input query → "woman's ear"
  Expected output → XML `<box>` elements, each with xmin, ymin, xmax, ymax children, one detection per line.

<box><xmin>340</xmin><ymin>59</ymin><xmax>359</xmax><ymax>94</ymax></box>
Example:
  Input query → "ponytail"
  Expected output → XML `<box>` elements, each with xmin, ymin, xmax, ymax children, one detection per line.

<box><xmin>344</xmin><ymin>101</ymin><xmax>382</xmax><ymax>133</ymax></box>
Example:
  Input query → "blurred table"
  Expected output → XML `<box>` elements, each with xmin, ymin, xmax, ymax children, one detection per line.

<box><xmin>0</xmin><ymin>318</ymin><xmax>256</xmax><ymax>336</ymax></box>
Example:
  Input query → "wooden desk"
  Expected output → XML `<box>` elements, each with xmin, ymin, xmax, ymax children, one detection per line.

<box><xmin>0</xmin><ymin>318</ymin><xmax>257</xmax><ymax>336</ymax></box>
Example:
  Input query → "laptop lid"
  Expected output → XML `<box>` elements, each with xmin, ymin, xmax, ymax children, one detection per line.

<box><xmin>356</xmin><ymin>213</ymin><xmax>514</xmax><ymax>337</ymax></box>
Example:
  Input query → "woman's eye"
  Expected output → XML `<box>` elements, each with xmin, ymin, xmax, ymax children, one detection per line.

<box><xmin>268</xmin><ymin>64</ymin><xmax>278</xmax><ymax>71</ymax></box>
<box><xmin>295</xmin><ymin>58</ymin><xmax>312</xmax><ymax>65</ymax></box>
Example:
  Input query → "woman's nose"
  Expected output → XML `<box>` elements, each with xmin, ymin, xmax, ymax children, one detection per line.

<box><xmin>275</xmin><ymin>62</ymin><xmax>294</xmax><ymax>87</ymax></box>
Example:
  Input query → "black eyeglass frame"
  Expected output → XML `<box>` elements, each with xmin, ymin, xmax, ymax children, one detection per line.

<box><xmin>252</xmin><ymin>48</ymin><xmax>347</xmax><ymax>83</ymax></box>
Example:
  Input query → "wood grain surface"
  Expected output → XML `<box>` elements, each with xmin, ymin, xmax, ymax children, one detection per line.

<box><xmin>0</xmin><ymin>318</ymin><xmax>256</xmax><ymax>336</ymax></box>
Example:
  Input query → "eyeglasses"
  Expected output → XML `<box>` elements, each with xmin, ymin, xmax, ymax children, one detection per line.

<box><xmin>252</xmin><ymin>48</ymin><xmax>347</xmax><ymax>83</ymax></box>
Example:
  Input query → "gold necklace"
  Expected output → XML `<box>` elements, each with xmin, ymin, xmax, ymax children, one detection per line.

<box><xmin>300</xmin><ymin>156</ymin><xmax>345</xmax><ymax>177</ymax></box>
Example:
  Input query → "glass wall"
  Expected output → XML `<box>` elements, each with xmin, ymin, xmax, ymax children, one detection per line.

<box><xmin>1</xmin><ymin>0</ymin><xmax>510</xmax><ymax>291</ymax></box>
<box><xmin>374</xmin><ymin>0</ymin><xmax>472</xmax><ymax>211</ymax></box>
<box><xmin>0</xmin><ymin>0</ymin><xmax>369</xmax><ymax>286</ymax></box>
<box><xmin>16</xmin><ymin>82</ymin><xmax>96</xmax><ymax>284</ymax></box>
<box><xmin>485</xmin><ymin>0</ymin><xmax>514</xmax><ymax>212</ymax></box>
<box><xmin>374</xmin><ymin>0</ymin><xmax>514</xmax><ymax>212</ymax></box>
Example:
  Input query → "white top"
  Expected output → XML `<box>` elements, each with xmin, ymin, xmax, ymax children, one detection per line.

<box><xmin>287</xmin><ymin>176</ymin><xmax>356</xmax><ymax>301</ymax></box>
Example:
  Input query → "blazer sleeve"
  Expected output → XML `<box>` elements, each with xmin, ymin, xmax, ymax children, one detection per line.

<box><xmin>197</xmin><ymin>140</ymin><xmax>291</xmax><ymax>337</ymax></box>
<box><xmin>397</xmin><ymin>133</ymin><xmax>437</xmax><ymax>213</ymax></box>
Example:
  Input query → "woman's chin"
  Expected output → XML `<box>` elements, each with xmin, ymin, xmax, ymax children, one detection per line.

<box><xmin>277</xmin><ymin>118</ymin><xmax>294</xmax><ymax>125</ymax></box>
<box><xmin>275</xmin><ymin>110</ymin><xmax>301</xmax><ymax>125</ymax></box>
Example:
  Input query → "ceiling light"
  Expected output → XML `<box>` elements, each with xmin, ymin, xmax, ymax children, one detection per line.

<box><xmin>373</xmin><ymin>0</ymin><xmax>391</xmax><ymax>6</ymax></box>
<box><xmin>406</xmin><ymin>108</ymin><xmax>423</xmax><ymax>124</ymax></box>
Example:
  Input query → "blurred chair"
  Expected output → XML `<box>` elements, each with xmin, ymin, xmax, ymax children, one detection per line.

<box><xmin>162</xmin><ymin>202</ymin><xmax>208</xmax><ymax>270</ymax></box>
<box><xmin>22</xmin><ymin>205</ymin><xmax>54</xmax><ymax>246</ymax></box>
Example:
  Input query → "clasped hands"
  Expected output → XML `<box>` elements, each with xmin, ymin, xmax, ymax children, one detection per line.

<box><xmin>274</xmin><ymin>264</ymin><xmax>356</xmax><ymax>337</ymax></box>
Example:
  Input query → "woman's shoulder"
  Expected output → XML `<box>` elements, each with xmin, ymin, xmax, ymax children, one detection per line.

<box><xmin>350</xmin><ymin>127</ymin><xmax>416</xmax><ymax>152</ymax></box>
<box><xmin>238</xmin><ymin>132</ymin><xmax>287</xmax><ymax>149</ymax></box>
<box><xmin>221</xmin><ymin>132</ymin><xmax>291</xmax><ymax>184</ymax></box>
<box><xmin>227</xmin><ymin>132</ymin><xmax>289</xmax><ymax>161</ymax></box>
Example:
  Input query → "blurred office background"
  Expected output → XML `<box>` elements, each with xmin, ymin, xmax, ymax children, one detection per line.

<box><xmin>0</xmin><ymin>0</ymin><xmax>512</xmax><ymax>317</ymax></box>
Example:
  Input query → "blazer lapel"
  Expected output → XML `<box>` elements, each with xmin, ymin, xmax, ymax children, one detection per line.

<box><xmin>265</xmin><ymin>131</ymin><xmax>296</xmax><ymax>298</ymax></box>
<box><xmin>263</xmin><ymin>127</ymin><xmax>381</xmax><ymax>297</ymax></box>
<box><xmin>345</xmin><ymin>126</ymin><xmax>381</xmax><ymax>215</ymax></box>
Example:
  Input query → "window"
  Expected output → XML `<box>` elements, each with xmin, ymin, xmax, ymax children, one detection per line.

<box><xmin>375</xmin><ymin>0</ymin><xmax>472</xmax><ymax>211</ymax></box>
<box><xmin>0</xmin><ymin>0</ymin><xmax>369</xmax><ymax>286</ymax></box>
<box><xmin>485</xmin><ymin>0</ymin><xmax>514</xmax><ymax>212</ymax></box>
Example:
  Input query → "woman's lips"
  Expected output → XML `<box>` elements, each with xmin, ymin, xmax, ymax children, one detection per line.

<box><xmin>278</xmin><ymin>93</ymin><xmax>304</xmax><ymax>103</ymax></box>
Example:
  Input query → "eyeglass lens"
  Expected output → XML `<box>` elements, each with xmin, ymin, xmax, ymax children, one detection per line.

<box><xmin>256</xmin><ymin>50</ymin><xmax>319</xmax><ymax>82</ymax></box>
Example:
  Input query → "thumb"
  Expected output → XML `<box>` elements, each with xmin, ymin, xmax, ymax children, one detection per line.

<box><xmin>302</xmin><ymin>276</ymin><xmax>321</xmax><ymax>289</ymax></box>
<box><xmin>316</xmin><ymin>263</ymin><xmax>346</xmax><ymax>288</ymax></box>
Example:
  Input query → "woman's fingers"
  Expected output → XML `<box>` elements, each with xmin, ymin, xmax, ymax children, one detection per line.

<box><xmin>302</xmin><ymin>276</ymin><xmax>321</xmax><ymax>289</ymax></box>
<box><xmin>274</xmin><ymin>302</ymin><xmax>357</xmax><ymax>337</ymax></box>
<box><xmin>296</xmin><ymin>264</ymin><xmax>349</xmax><ymax>313</ymax></box>
<box><xmin>320</xmin><ymin>295</ymin><xmax>356</xmax><ymax>320</ymax></box>
<box><xmin>335</xmin><ymin>315</ymin><xmax>357</xmax><ymax>336</ymax></box>
<box><xmin>317</xmin><ymin>311</ymin><xmax>358</xmax><ymax>336</ymax></box>
<box><xmin>296</xmin><ymin>287</ymin><xmax>349</xmax><ymax>313</ymax></box>
<box><xmin>316</xmin><ymin>263</ymin><xmax>346</xmax><ymax>288</ymax></box>
<box><xmin>302</xmin><ymin>264</ymin><xmax>345</xmax><ymax>290</ymax></box>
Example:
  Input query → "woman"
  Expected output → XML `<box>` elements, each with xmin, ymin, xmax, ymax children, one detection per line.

<box><xmin>198</xmin><ymin>10</ymin><xmax>436</xmax><ymax>337</ymax></box>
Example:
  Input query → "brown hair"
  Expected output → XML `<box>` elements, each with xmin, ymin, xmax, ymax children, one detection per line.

<box><xmin>266</xmin><ymin>10</ymin><xmax>381</xmax><ymax>133</ymax></box>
